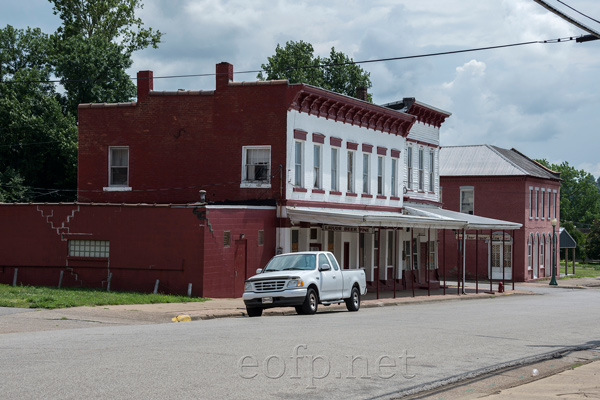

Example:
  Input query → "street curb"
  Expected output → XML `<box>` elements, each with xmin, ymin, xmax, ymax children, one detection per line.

<box><xmin>187</xmin><ymin>290</ymin><xmax>535</xmax><ymax>321</ymax></box>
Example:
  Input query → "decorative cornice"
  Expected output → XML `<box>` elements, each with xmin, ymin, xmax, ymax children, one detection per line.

<box><xmin>406</xmin><ymin>102</ymin><xmax>450</xmax><ymax>128</ymax></box>
<box><xmin>290</xmin><ymin>86</ymin><xmax>416</xmax><ymax>137</ymax></box>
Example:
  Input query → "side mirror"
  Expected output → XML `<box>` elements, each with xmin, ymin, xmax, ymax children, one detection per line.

<box><xmin>319</xmin><ymin>264</ymin><xmax>331</xmax><ymax>271</ymax></box>
<box><xmin>256</xmin><ymin>268</ymin><xmax>263</xmax><ymax>274</ymax></box>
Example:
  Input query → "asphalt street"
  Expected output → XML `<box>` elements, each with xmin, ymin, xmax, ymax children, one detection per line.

<box><xmin>1</xmin><ymin>284</ymin><xmax>599</xmax><ymax>399</ymax></box>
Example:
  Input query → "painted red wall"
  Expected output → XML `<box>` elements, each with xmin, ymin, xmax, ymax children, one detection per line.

<box><xmin>77</xmin><ymin>64</ymin><xmax>295</xmax><ymax>204</ymax></box>
<box><xmin>439</xmin><ymin>175</ymin><xmax>560</xmax><ymax>282</ymax></box>
<box><xmin>0</xmin><ymin>204</ymin><xmax>276</xmax><ymax>298</ymax></box>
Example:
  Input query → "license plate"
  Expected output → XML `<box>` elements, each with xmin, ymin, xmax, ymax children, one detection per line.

<box><xmin>262</xmin><ymin>297</ymin><xmax>273</xmax><ymax>304</ymax></box>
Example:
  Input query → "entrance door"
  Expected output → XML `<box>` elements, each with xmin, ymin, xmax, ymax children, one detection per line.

<box><xmin>234</xmin><ymin>240</ymin><xmax>247</xmax><ymax>297</ymax></box>
<box><xmin>343</xmin><ymin>242</ymin><xmax>350</xmax><ymax>269</ymax></box>
<box><xmin>489</xmin><ymin>241</ymin><xmax>513</xmax><ymax>280</ymax></box>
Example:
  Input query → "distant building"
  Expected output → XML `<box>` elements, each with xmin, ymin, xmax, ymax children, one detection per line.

<box><xmin>439</xmin><ymin>145</ymin><xmax>562</xmax><ymax>282</ymax></box>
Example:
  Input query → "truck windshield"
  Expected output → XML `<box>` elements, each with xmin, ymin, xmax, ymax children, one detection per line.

<box><xmin>263</xmin><ymin>254</ymin><xmax>316</xmax><ymax>272</ymax></box>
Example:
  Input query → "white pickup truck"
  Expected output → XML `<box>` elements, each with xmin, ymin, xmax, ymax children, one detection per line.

<box><xmin>242</xmin><ymin>251</ymin><xmax>367</xmax><ymax>317</ymax></box>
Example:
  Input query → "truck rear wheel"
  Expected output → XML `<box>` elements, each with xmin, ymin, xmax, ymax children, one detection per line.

<box><xmin>345</xmin><ymin>286</ymin><xmax>360</xmax><ymax>312</ymax></box>
<box><xmin>297</xmin><ymin>288</ymin><xmax>318</xmax><ymax>315</ymax></box>
<box><xmin>246</xmin><ymin>307</ymin><xmax>263</xmax><ymax>317</ymax></box>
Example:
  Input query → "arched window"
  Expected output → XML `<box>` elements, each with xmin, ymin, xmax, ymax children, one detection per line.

<box><xmin>528</xmin><ymin>234</ymin><xmax>533</xmax><ymax>270</ymax></box>
<box><xmin>540</xmin><ymin>234</ymin><xmax>545</xmax><ymax>275</ymax></box>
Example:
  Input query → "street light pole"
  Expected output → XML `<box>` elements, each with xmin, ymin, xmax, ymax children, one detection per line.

<box><xmin>550</xmin><ymin>218</ymin><xmax>558</xmax><ymax>286</ymax></box>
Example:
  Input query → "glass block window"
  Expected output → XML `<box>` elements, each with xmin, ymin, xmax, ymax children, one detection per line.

<box><xmin>69</xmin><ymin>240</ymin><xmax>110</xmax><ymax>258</ymax></box>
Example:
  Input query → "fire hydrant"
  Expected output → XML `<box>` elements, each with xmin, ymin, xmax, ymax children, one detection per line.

<box><xmin>498</xmin><ymin>282</ymin><xmax>504</xmax><ymax>293</ymax></box>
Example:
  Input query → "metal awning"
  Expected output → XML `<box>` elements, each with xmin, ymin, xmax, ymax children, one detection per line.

<box><xmin>285</xmin><ymin>206</ymin><xmax>465</xmax><ymax>229</ymax></box>
<box><xmin>403</xmin><ymin>205</ymin><xmax>522</xmax><ymax>230</ymax></box>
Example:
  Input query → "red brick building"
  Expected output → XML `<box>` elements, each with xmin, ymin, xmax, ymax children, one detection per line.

<box><xmin>1</xmin><ymin>63</ymin><xmax>521</xmax><ymax>297</ymax></box>
<box><xmin>439</xmin><ymin>145</ymin><xmax>561</xmax><ymax>282</ymax></box>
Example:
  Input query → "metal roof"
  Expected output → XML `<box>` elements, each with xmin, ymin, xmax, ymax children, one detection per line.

<box><xmin>559</xmin><ymin>227</ymin><xmax>577</xmax><ymax>248</ymax></box>
<box><xmin>439</xmin><ymin>145</ymin><xmax>561</xmax><ymax>180</ymax></box>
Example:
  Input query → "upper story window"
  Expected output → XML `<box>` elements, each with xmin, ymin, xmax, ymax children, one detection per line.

<box><xmin>362</xmin><ymin>153</ymin><xmax>370</xmax><ymax>194</ymax></box>
<box><xmin>377</xmin><ymin>156</ymin><xmax>384</xmax><ymax>195</ymax></box>
<box><xmin>294</xmin><ymin>141</ymin><xmax>303</xmax><ymax>187</ymax></box>
<box><xmin>331</xmin><ymin>147</ymin><xmax>339</xmax><ymax>192</ymax></box>
<box><xmin>313</xmin><ymin>144</ymin><xmax>322</xmax><ymax>189</ymax></box>
<box><xmin>406</xmin><ymin>146</ymin><xmax>413</xmax><ymax>190</ymax></box>
<box><xmin>552</xmin><ymin>190</ymin><xmax>557</xmax><ymax>219</ymax></box>
<box><xmin>429</xmin><ymin>150</ymin><xmax>435</xmax><ymax>192</ymax></box>
<box><xmin>529</xmin><ymin>187</ymin><xmax>534</xmax><ymax>219</ymax></box>
<box><xmin>391</xmin><ymin>158</ymin><xmax>398</xmax><ymax>197</ymax></box>
<box><xmin>418</xmin><ymin>148</ymin><xmax>424</xmax><ymax>191</ymax></box>
<box><xmin>541</xmin><ymin>189</ymin><xmax>546</xmax><ymax>219</ymax></box>
<box><xmin>242</xmin><ymin>146</ymin><xmax>271</xmax><ymax>186</ymax></box>
<box><xmin>460</xmin><ymin>187</ymin><xmax>474</xmax><ymax>215</ymax></box>
<box><xmin>535</xmin><ymin>188</ymin><xmax>539</xmax><ymax>219</ymax></box>
<box><xmin>109</xmin><ymin>146</ymin><xmax>129</xmax><ymax>187</ymax></box>
<box><xmin>347</xmin><ymin>150</ymin><xmax>355</xmax><ymax>193</ymax></box>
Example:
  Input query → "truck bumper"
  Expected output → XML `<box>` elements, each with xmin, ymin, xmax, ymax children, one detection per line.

<box><xmin>243</xmin><ymin>288</ymin><xmax>307</xmax><ymax>309</ymax></box>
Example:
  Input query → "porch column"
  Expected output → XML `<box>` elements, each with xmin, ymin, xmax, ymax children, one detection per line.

<box><xmin>475</xmin><ymin>230</ymin><xmax>479</xmax><ymax>294</ymax></box>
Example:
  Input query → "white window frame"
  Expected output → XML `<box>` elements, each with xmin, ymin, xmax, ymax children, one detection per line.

<box><xmin>313</xmin><ymin>144</ymin><xmax>322</xmax><ymax>189</ymax></box>
<box><xmin>529</xmin><ymin>187</ymin><xmax>534</xmax><ymax>219</ymax></box>
<box><xmin>391</xmin><ymin>158</ymin><xmax>398</xmax><ymax>197</ymax></box>
<box><xmin>331</xmin><ymin>147</ymin><xmax>339</xmax><ymax>192</ymax></box>
<box><xmin>406</xmin><ymin>146</ymin><xmax>413</xmax><ymax>190</ymax></box>
<box><xmin>377</xmin><ymin>156</ymin><xmax>384</xmax><ymax>195</ymax></box>
<box><xmin>460</xmin><ymin>186</ymin><xmax>474</xmax><ymax>215</ymax></box>
<box><xmin>429</xmin><ymin>150</ymin><xmax>435</xmax><ymax>192</ymax></box>
<box><xmin>347</xmin><ymin>150</ymin><xmax>355</xmax><ymax>193</ymax></box>
<box><xmin>294</xmin><ymin>141</ymin><xmax>304</xmax><ymax>188</ymax></box>
<box><xmin>541</xmin><ymin>188</ymin><xmax>546</xmax><ymax>219</ymax></box>
<box><xmin>553</xmin><ymin>190</ymin><xmax>557</xmax><ymax>219</ymax></box>
<box><xmin>104</xmin><ymin>146</ymin><xmax>131</xmax><ymax>192</ymax></box>
<box><xmin>418</xmin><ymin>148</ymin><xmax>424</xmax><ymax>191</ymax></box>
<box><xmin>241</xmin><ymin>145</ymin><xmax>271</xmax><ymax>188</ymax></box>
<box><xmin>362</xmin><ymin>153</ymin><xmax>370</xmax><ymax>194</ymax></box>
<box><xmin>535</xmin><ymin>188</ymin><xmax>540</xmax><ymax>219</ymax></box>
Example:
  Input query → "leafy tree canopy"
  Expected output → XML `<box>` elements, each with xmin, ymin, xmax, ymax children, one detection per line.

<box><xmin>49</xmin><ymin>0</ymin><xmax>163</xmax><ymax>116</ymax></box>
<box><xmin>587</xmin><ymin>219</ymin><xmax>600</xmax><ymax>260</ymax></box>
<box><xmin>258</xmin><ymin>40</ymin><xmax>372</xmax><ymax>101</ymax></box>
<box><xmin>50</xmin><ymin>0</ymin><xmax>162</xmax><ymax>52</ymax></box>
<box><xmin>536</xmin><ymin>159</ymin><xmax>600</xmax><ymax>226</ymax></box>
<box><xmin>1</xmin><ymin>25</ymin><xmax>77</xmax><ymax>202</ymax></box>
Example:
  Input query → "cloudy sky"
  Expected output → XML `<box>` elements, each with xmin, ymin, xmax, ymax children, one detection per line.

<box><xmin>4</xmin><ymin>0</ymin><xmax>600</xmax><ymax>177</ymax></box>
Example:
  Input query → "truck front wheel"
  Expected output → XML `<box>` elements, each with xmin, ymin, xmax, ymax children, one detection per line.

<box><xmin>345</xmin><ymin>286</ymin><xmax>360</xmax><ymax>312</ymax></box>
<box><xmin>246</xmin><ymin>307</ymin><xmax>263</xmax><ymax>317</ymax></box>
<box><xmin>297</xmin><ymin>288</ymin><xmax>318</xmax><ymax>315</ymax></box>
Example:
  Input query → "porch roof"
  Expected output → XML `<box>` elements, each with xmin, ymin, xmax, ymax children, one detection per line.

<box><xmin>285</xmin><ymin>206</ymin><xmax>464</xmax><ymax>229</ymax></box>
<box><xmin>403</xmin><ymin>205</ymin><xmax>522</xmax><ymax>230</ymax></box>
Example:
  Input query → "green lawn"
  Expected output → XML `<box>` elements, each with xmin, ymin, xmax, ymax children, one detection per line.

<box><xmin>0</xmin><ymin>284</ymin><xmax>208</xmax><ymax>309</ymax></box>
<box><xmin>559</xmin><ymin>262</ymin><xmax>600</xmax><ymax>279</ymax></box>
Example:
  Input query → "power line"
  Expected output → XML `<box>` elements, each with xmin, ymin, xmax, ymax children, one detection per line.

<box><xmin>0</xmin><ymin>36</ymin><xmax>579</xmax><ymax>86</ymax></box>
<box><xmin>556</xmin><ymin>0</ymin><xmax>600</xmax><ymax>25</ymax></box>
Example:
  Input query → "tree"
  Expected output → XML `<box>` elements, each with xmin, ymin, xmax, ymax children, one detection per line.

<box><xmin>561</xmin><ymin>220</ymin><xmax>586</xmax><ymax>260</ymax></box>
<box><xmin>49</xmin><ymin>0</ymin><xmax>163</xmax><ymax>116</ymax></box>
<box><xmin>536</xmin><ymin>159</ymin><xmax>600</xmax><ymax>226</ymax></box>
<box><xmin>587</xmin><ymin>219</ymin><xmax>600</xmax><ymax>260</ymax></box>
<box><xmin>258</xmin><ymin>40</ymin><xmax>372</xmax><ymax>101</ymax></box>
<box><xmin>0</xmin><ymin>25</ymin><xmax>77</xmax><ymax>202</ymax></box>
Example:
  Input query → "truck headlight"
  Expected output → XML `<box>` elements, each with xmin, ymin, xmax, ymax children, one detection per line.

<box><xmin>244</xmin><ymin>282</ymin><xmax>253</xmax><ymax>291</ymax></box>
<box><xmin>287</xmin><ymin>279</ymin><xmax>304</xmax><ymax>288</ymax></box>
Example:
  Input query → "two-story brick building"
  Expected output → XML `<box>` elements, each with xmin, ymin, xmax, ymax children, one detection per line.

<box><xmin>0</xmin><ymin>63</ymin><xmax>521</xmax><ymax>297</ymax></box>
<box><xmin>439</xmin><ymin>145</ymin><xmax>561</xmax><ymax>282</ymax></box>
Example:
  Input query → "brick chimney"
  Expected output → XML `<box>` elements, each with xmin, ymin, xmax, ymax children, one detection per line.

<box><xmin>356</xmin><ymin>86</ymin><xmax>368</xmax><ymax>101</ymax></box>
<box><xmin>137</xmin><ymin>70</ymin><xmax>153</xmax><ymax>102</ymax></box>
<box><xmin>216</xmin><ymin>62</ymin><xmax>233</xmax><ymax>90</ymax></box>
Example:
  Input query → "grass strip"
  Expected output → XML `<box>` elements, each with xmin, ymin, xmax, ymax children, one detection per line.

<box><xmin>0</xmin><ymin>284</ymin><xmax>208</xmax><ymax>309</ymax></box>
